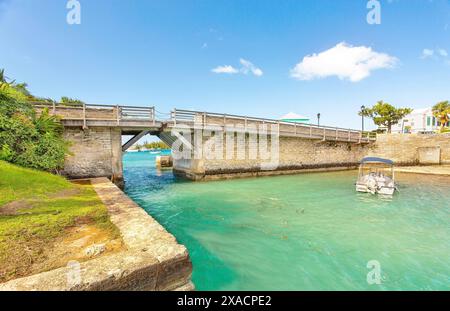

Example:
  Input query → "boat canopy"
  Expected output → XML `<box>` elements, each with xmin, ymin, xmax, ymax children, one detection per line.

<box><xmin>360</xmin><ymin>157</ymin><xmax>394</xmax><ymax>165</ymax></box>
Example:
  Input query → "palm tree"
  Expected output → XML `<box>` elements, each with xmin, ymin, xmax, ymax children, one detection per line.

<box><xmin>0</xmin><ymin>68</ymin><xmax>15</xmax><ymax>85</ymax></box>
<box><xmin>432</xmin><ymin>101</ymin><xmax>450</xmax><ymax>133</ymax></box>
<box><xmin>33</xmin><ymin>108</ymin><xmax>63</xmax><ymax>135</ymax></box>
<box><xmin>0</xmin><ymin>69</ymin><xmax>6</xmax><ymax>83</ymax></box>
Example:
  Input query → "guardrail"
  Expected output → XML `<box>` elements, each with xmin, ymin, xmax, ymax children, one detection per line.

<box><xmin>31</xmin><ymin>102</ymin><xmax>156</xmax><ymax>127</ymax></box>
<box><xmin>29</xmin><ymin>102</ymin><xmax>376</xmax><ymax>142</ymax></box>
<box><xmin>171</xmin><ymin>109</ymin><xmax>376</xmax><ymax>143</ymax></box>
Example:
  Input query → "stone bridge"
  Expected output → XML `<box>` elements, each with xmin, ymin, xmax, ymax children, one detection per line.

<box><xmin>34</xmin><ymin>103</ymin><xmax>376</xmax><ymax>184</ymax></box>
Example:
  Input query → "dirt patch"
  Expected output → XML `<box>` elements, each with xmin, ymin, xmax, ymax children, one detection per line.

<box><xmin>71</xmin><ymin>179</ymin><xmax>93</xmax><ymax>185</ymax></box>
<box><xmin>0</xmin><ymin>200</ymin><xmax>33</xmax><ymax>216</ymax></box>
<box><xmin>0</xmin><ymin>217</ymin><xmax>124</xmax><ymax>283</ymax></box>
<box><xmin>0</xmin><ymin>187</ymin><xmax>81</xmax><ymax>216</ymax></box>
<box><xmin>48</xmin><ymin>187</ymin><xmax>81</xmax><ymax>199</ymax></box>
<box><xmin>31</xmin><ymin>221</ymin><xmax>124</xmax><ymax>275</ymax></box>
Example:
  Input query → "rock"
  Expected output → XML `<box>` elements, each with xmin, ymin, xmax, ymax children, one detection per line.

<box><xmin>84</xmin><ymin>244</ymin><xmax>106</xmax><ymax>257</ymax></box>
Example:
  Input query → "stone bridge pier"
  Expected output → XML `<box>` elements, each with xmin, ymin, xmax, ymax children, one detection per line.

<box><xmin>62</xmin><ymin>127</ymin><xmax>125</xmax><ymax>184</ymax></box>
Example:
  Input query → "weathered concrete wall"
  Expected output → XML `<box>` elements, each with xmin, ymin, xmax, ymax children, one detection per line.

<box><xmin>174</xmin><ymin>134</ymin><xmax>370</xmax><ymax>180</ymax></box>
<box><xmin>367</xmin><ymin>133</ymin><xmax>450</xmax><ymax>165</ymax></box>
<box><xmin>62</xmin><ymin>127</ymin><xmax>123</xmax><ymax>182</ymax></box>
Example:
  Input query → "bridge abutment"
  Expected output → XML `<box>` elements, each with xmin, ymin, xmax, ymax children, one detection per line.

<box><xmin>62</xmin><ymin>127</ymin><xmax>124</xmax><ymax>186</ymax></box>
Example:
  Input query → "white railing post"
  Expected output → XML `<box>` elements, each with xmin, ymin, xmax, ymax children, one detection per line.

<box><xmin>173</xmin><ymin>109</ymin><xmax>177</xmax><ymax>126</ymax></box>
<box><xmin>116</xmin><ymin>105</ymin><xmax>120</xmax><ymax>125</ymax></box>
<box><xmin>82</xmin><ymin>103</ymin><xmax>87</xmax><ymax>129</ymax></box>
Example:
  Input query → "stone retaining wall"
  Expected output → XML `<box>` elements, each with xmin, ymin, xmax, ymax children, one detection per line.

<box><xmin>174</xmin><ymin>135</ymin><xmax>370</xmax><ymax>180</ymax></box>
<box><xmin>368</xmin><ymin>133</ymin><xmax>450</xmax><ymax>165</ymax></box>
<box><xmin>0</xmin><ymin>178</ymin><xmax>193</xmax><ymax>291</ymax></box>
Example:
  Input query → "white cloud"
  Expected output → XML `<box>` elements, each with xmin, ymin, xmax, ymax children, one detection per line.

<box><xmin>421</xmin><ymin>48</ymin><xmax>448</xmax><ymax>62</ymax></box>
<box><xmin>421</xmin><ymin>49</ymin><xmax>434</xmax><ymax>58</ymax></box>
<box><xmin>212</xmin><ymin>59</ymin><xmax>263</xmax><ymax>77</ymax></box>
<box><xmin>239</xmin><ymin>58</ymin><xmax>263</xmax><ymax>77</ymax></box>
<box><xmin>290</xmin><ymin>42</ymin><xmax>398</xmax><ymax>82</ymax></box>
<box><xmin>211</xmin><ymin>65</ymin><xmax>239</xmax><ymax>74</ymax></box>
<box><xmin>437</xmin><ymin>49</ymin><xmax>448</xmax><ymax>57</ymax></box>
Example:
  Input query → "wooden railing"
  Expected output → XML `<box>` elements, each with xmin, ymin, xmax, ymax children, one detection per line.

<box><xmin>171</xmin><ymin>109</ymin><xmax>376</xmax><ymax>143</ymax></box>
<box><xmin>31</xmin><ymin>102</ymin><xmax>156</xmax><ymax>127</ymax></box>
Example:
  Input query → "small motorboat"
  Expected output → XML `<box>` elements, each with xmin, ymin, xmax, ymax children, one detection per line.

<box><xmin>356</xmin><ymin>157</ymin><xmax>397</xmax><ymax>195</ymax></box>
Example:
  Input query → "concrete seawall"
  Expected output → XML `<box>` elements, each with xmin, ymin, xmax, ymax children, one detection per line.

<box><xmin>173</xmin><ymin>133</ymin><xmax>450</xmax><ymax>180</ymax></box>
<box><xmin>173</xmin><ymin>136</ymin><xmax>370</xmax><ymax>180</ymax></box>
<box><xmin>368</xmin><ymin>133</ymin><xmax>450</xmax><ymax>166</ymax></box>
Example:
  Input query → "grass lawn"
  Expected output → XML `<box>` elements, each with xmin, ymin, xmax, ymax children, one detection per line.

<box><xmin>0</xmin><ymin>161</ymin><xmax>122</xmax><ymax>283</ymax></box>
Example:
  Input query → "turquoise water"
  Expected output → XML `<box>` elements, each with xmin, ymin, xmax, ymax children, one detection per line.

<box><xmin>123</xmin><ymin>151</ymin><xmax>450</xmax><ymax>290</ymax></box>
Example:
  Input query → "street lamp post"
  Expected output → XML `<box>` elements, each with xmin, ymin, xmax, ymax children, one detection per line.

<box><xmin>361</xmin><ymin>105</ymin><xmax>365</xmax><ymax>133</ymax></box>
<box><xmin>317</xmin><ymin>113</ymin><xmax>321</xmax><ymax>127</ymax></box>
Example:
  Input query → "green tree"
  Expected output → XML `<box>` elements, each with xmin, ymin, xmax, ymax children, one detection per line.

<box><xmin>143</xmin><ymin>141</ymin><xmax>169</xmax><ymax>150</ymax></box>
<box><xmin>432</xmin><ymin>101</ymin><xmax>450</xmax><ymax>133</ymax></box>
<box><xmin>0</xmin><ymin>69</ymin><xmax>34</xmax><ymax>101</ymax></box>
<box><xmin>60</xmin><ymin>96</ymin><xmax>85</xmax><ymax>106</ymax></box>
<box><xmin>360</xmin><ymin>101</ymin><xmax>412</xmax><ymax>133</ymax></box>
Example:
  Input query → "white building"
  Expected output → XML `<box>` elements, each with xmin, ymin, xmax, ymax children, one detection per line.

<box><xmin>391</xmin><ymin>107</ymin><xmax>448</xmax><ymax>134</ymax></box>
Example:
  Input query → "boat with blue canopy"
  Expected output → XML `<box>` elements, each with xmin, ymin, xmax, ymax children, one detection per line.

<box><xmin>356</xmin><ymin>157</ymin><xmax>397</xmax><ymax>195</ymax></box>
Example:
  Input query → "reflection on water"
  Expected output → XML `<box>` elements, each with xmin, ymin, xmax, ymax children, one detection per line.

<box><xmin>123</xmin><ymin>152</ymin><xmax>450</xmax><ymax>291</ymax></box>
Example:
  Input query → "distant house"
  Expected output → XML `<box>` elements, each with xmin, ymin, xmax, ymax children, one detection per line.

<box><xmin>280</xmin><ymin>112</ymin><xmax>310</xmax><ymax>124</ymax></box>
<box><xmin>391</xmin><ymin>107</ymin><xmax>449</xmax><ymax>134</ymax></box>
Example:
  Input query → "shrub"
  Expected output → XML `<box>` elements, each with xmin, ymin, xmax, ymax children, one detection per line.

<box><xmin>0</xmin><ymin>92</ymin><xmax>69</xmax><ymax>172</ymax></box>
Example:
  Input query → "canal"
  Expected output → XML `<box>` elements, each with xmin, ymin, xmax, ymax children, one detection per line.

<box><xmin>123</xmin><ymin>151</ymin><xmax>450</xmax><ymax>290</ymax></box>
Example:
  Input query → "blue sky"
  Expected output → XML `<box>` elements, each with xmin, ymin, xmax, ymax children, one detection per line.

<box><xmin>1</xmin><ymin>0</ymin><xmax>450</xmax><ymax>131</ymax></box>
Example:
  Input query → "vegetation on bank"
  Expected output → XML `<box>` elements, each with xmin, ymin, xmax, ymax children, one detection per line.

<box><xmin>0</xmin><ymin>69</ymin><xmax>73</xmax><ymax>172</ymax></box>
<box><xmin>132</xmin><ymin>140</ymin><xmax>170</xmax><ymax>151</ymax></box>
<box><xmin>361</xmin><ymin>100</ymin><xmax>450</xmax><ymax>133</ymax></box>
<box><xmin>360</xmin><ymin>101</ymin><xmax>412</xmax><ymax>133</ymax></box>
<box><xmin>0</xmin><ymin>70</ymin><xmax>122</xmax><ymax>283</ymax></box>
<box><xmin>432</xmin><ymin>101</ymin><xmax>450</xmax><ymax>133</ymax></box>
<box><xmin>0</xmin><ymin>161</ymin><xmax>121</xmax><ymax>283</ymax></box>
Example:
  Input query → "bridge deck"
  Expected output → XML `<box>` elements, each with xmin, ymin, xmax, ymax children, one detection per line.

<box><xmin>33</xmin><ymin>103</ymin><xmax>376</xmax><ymax>143</ymax></box>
